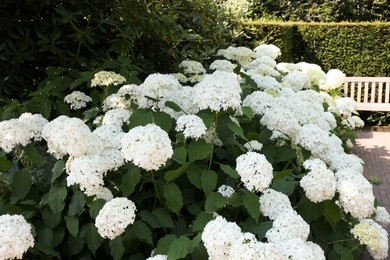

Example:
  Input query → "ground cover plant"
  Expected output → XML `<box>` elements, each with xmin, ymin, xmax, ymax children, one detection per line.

<box><xmin>0</xmin><ymin>44</ymin><xmax>389</xmax><ymax>259</ymax></box>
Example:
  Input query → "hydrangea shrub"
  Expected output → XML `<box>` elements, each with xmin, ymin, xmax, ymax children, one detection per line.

<box><xmin>0</xmin><ymin>44</ymin><xmax>388</xmax><ymax>259</ymax></box>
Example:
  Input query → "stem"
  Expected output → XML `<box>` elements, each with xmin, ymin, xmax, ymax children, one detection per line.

<box><xmin>208</xmin><ymin>112</ymin><xmax>218</xmax><ymax>170</ymax></box>
<box><xmin>148</xmin><ymin>171</ymin><xmax>162</xmax><ymax>209</ymax></box>
<box><xmin>327</xmin><ymin>238</ymin><xmax>351</xmax><ymax>244</ymax></box>
<box><xmin>348</xmin><ymin>242</ymin><xmax>361</xmax><ymax>253</ymax></box>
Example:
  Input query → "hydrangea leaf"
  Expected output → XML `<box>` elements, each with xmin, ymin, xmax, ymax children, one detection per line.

<box><xmin>163</xmin><ymin>183</ymin><xmax>183</xmax><ymax>215</ymax></box>
<box><xmin>64</xmin><ymin>215</ymin><xmax>79</xmax><ymax>237</ymax></box>
<box><xmin>172</xmin><ymin>145</ymin><xmax>187</xmax><ymax>164</ymax></box>
<box><xmin>48</xmin><ymin>183</ymin><xmax>67</xmax><ymax>214</ymax></box>
<box><xmin>271</xmin><ymin>177</ymin><xmax>295</xmax><ymax>196</ymax></box>
<box><xmin>274</xmin><ymin>145</ymin><xmax>296</xmax><ymax>163</ymax></box>
<box><xmin>168</xmin><ymin>235</ymin><xmax>192</xmax><ymax>259</ymax></box>
<box><xmin>200</xmin><ymin>170</ymin><xmax>218</xmax><ymax>196</ymax></box>
<box><xmin>153</xmin><ymin>111</ymin><xmax>172</xmax><ymax>132</ymax></box>
<box><xmin>120</xmin><ymin>167</ymin><xmax>141</xmax><ymax>197</ymax></box>
<box><xmin>219</xmin><ymin>163</ymin><xmax>240</xmax><ymax>179</ymax></box>
<box><xmin>51</xmin><ymin>160</ymin><xmax>65</xmax><ymax>185</ymax></box>
<box><xmin>186</xmin><ymin>164</ymin><xmax>202</xmax><ymax>189</ymax></box>
<box><xmin>11</xmin><ymin>169</ymin><xmax>32</xmax><ymax>201</ymax></box>
<box><xmin>188</xmin><ymin>139</ymin><xmax>213</xmax><ymax>162</ymax></box>
<box><xmin>324</xmin><ymin>200</ymin><xmax>341</xmax><ymax>230</ymax></box>
<box><xmin>165</xmin><ymin>163</ymin><xmax>190</xmax><ymax>183</ymax></box>
<box><xmin>0</xmin><ymin>153</ymin><xmax>12</xmax><ymax>172</ymax></box>
<box><xmin>165</xmin><ymin>100</ymin><xmax>182</xmax><ymax>112</ymax></box>
<box><xmin>243</xmin><ymin>192</ymin><xmax>261</xmax><ymax>221</ymax></box>
<box><xmin>132</xmin><ymin>220</ymin><xmax>153</xmax><ymax>245</ymax></box>
<box><xmin>79</xmin><ymin>223</ymin><xmax>104</xmax><ymax>255</ymax></box>
<box><xmin>43</xmin><ymin>205</ymin><xmax>61</xmax><ymax>228</ymax></box>
<box><xmin>155</xmin><ymin>234</ymin><xmax>177</xmax><ymax>255</ymax></box>
<box><xmin>241</xmin><ymin>106</ymin><xmax>254</xmax><ymax>120</ymax></box>
<box><xmin>89</xmin><ymin>199</ymin><xmax>106</xmax><ymax>219</ymax></box>
<box><xmin>192</xmin><ymin>211</ymin><xmax>213</xmax><ymax>232</ymax></box>
<box><xmin>205</xmin><ymin>192</ymin><xmax>227</xmax><ymax>212</ymax></box>
<box><xmin>67</xmin><ymin>190</ymin><xmax>86</xmax><ymax>216</ymax></box>
<box><xmin>128</xmin><ymin>108</ymin><xmax>154</xmax><ymax>128</ymax></box>
<box><xmin>109</xmin><ymin>236</ymin><xmax>125</xmax><ymax>260</ymax></box>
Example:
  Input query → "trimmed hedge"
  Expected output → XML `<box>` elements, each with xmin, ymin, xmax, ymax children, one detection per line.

<box><xmin>237</xmin><ymin>21</ymin><xmax>390</xmax><ymax>76</ymax></box>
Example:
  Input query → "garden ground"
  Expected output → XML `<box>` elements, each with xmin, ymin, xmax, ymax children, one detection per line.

<box><xmin>352</xmin><ymin>126</ymin><xmax>390</xmax><ymax>260</ymax></box>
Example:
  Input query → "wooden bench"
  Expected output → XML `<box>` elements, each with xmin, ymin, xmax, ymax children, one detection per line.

<box><xmin>343</xmin><ymin>77</ymin><xmax>390</xmax><ymax>111</ymax></box>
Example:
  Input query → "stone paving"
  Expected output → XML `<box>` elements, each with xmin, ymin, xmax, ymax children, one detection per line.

<box><xmin>351</xmin><ymin>126</ymin><xmax>390</xmax><ymax>260</ymax></box>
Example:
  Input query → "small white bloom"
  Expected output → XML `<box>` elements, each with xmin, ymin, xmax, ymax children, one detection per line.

<box><xmin>91</xmin><ymin>71</ymin><xmax>126</xmax><ymax>87</ymax></box>
<box><xmin>179</xmin><ymin>60</ymin><xmax>206</xmax><ymax>75</ymax></box>
<box><xmin>254</xmin><ymin>44</ymin><xmax>281</xmax><ymax>60</ymax></box>
<box><xmin>175</xmin><ymin>115</ymin><xmax>207</xmax><ymax>140</ymax></box>
<box><xmin>209</xmin><ymin>60</ymin><xmax>237</xmax><ymax>73</ymax></box>
<box><xmin>217</xmin><ymin>185</ymin><xmax>235</xmax><ymax>198</ymax></box>
<box><xmin>64</xmin><ymin>91</ymin><xmax>92</xmax><ymax>110</ymax></box>
<box><xmin>374</xmin><ymin>206</ymin><xmax>390</xmax><ymax>228</ymax></box>
<box><xmin>259</xmin><ymin>188</ymin><xmax>294</xmax><ymax>220</ymax></box>
<box><xmin>95</xmin><ymin>197</ymin><xmax>137</xmax><ymax>239</ymax></box>
<box><xmin>236</xmin><ymin>152</ymin><xmax>273</xmax><ymax>193</ymax></box>
<box><xmin>320</xmin><ymin>69</ymin><xmax>346</xmax><ymax>90</ymax></box>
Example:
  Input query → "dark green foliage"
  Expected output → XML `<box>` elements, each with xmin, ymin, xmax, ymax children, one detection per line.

<box><xmin>0</xmin><ymin>0</ymin><xmax>234</xmax><ymax>105</ymax></box>
<box><xmin>237</xmin><ymin>21</ymin><xmax>390</xmax><ymax>76</ymax></box>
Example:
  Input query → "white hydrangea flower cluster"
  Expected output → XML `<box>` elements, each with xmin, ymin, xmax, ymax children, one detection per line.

<box><xmin>281</xmin><ymin>71</ymin><xmax>311</xmax><ymax>91</ymax></box>
<box><xmin>91</xmin><ymin>71</ymin><xmax>126</xmax><ymax>87</ymax></box>
<box><xmin>0</xmin><ymin>113</ymin><xmax>48</xmax><ymax>152</ymax></box>
<box><xmin>251</xmin><ymin>75</ymin><xmax>282</xmax><ymax>91</ymax></box>
<box><xmin>336</xmin><ymin>169</ymin><xmax>375</xmax><ymax>219</ymax></box>
<box><xmin>42</xmin><ymin>116</ymin><xmax>102</xmax><ymax>158</ymax></box>
<box><xmin>254</xmin><ymin>44</ymin><xmax>281</xmax><ymax>60</ymax></box>
<box><xmin>0</xmin><ymin>214</ymin><xmax>35</xmax><ymax>260</ymax></box>
<box><xmin>320</xmin><ymin>69</ymin><xmax>346</xmax><ymax>90</ymax></box>
<box><xmin>209</xmin><ymin>59</ymin><xmax>237</xmax><ymax>73</ymax></box>
<box><xmin>235</xmin><ymin>152</ymin><xmax>273</xmax><ymax>192</ymax></box>
<box><xmin>259</xmin><ymin>189</ymin><xmax>294</xmax><ymax>220</ymax></box>
<box><xmin>300</xmin><ymin>158</ymin><xmax>336</xmax><ymax>203</ymax></box>
<box><xmin>193</xmin><ymin>71</ymin><xmax>242</xmax><ymax>112</ymax></box>
<box><xmin>103</xmin><ymin>93</ymin><xmax>131</xmax><ymax>111</ymax></box>
<box><xmin>277</xmin><ymin>238</ymin><xmax>326</xmax><ymax>260</ymax></box>
<box><xmin>244</xmin><ymin>140</ymin><xmax>263</xmax><ymax>152</ymax></box>
<box><xmin>246</xmin><ymin>56</ymin><xmax>277</xmax><ymax>70</ymax></box>
<box><xmin>179</xmin><ymin>60</ymin><xmax>206</xmax><ymax>75</ymax></box>
<box><xmin>217</xmin><ymin>185</ymin><xmax>235</xmax><ymax>198</ymax></box>
<box><xmin>217</xmin><ymin>46</ymin><xmax>257</xmax><ymax>66</ymax></box>
<box><xmin>95</xmin><ymin>197</ymin><xmax>136</xmax><ymax>239</ymax></box>
<box><xmin>328</xmin><ymin>97</ymin><xmax>357</xmax><ymax>119</ymax></box>
<box><xmin>201</xmin><ymin>216</ymin><xmax>285</xmax><ymax>259</ymax></box>
<box><xmin>374</xmin><ymin>206</ymin><xmax>390</xmax><ymax>228</ymax></box>
<box><xmin>121</xmin><ymin>124</ymin><xmax>173</xmax><ymax>171</ymax></box>
<box><xmin>175</xmin><ymin>114</ymin><xmax>207</xmax><ymax>140</ymax></box>
<box><xmin>352</xmin><ymin>219</ymin><xmax>388</xmax><ymax>260</ymax></box>
<box><xmin>102</xmin><ymin>108</ymin><xmax>131</xmax><ymax>126</ymax></box>
<box><xmin>247</xmin><ymin>63</ymin><xmax>281</xmax><ymax>78</ymax></box>
<box><xmin>146</xmin><ymin>254</ymin><xmax>167</xmax><ymax>260</ymax></box>
<box><xmin>64</xmin><ymin>91</ymin><xmax>92</xmax><ymax>110</ymax></box>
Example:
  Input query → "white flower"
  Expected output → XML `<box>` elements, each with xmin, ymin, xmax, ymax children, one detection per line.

<box><xmin>242</xmin><ymin>91</ymin><xmax>274</xmax><ymax>116</ymax></box>
<box><xmin>276</xmin><ymin>62</ymin><xmax>301</xmax><ymax>73</ymax></box>
<box><xmin>297</xmin><ymin>62</ymin><xmax>326</xmax><ymax>86</ymax></box>
<box><xmin>201</xmin><ymin>216</ymin><xmax>243</xmax><ymax>259</ymax></box>
<box><xmin>93</xmin><ymin>124</ymin><xmax>124</xmax><ymax>150</ymax></box>
<box><xmin>0</xmin><ymin>214</ymin><xmax>35</xmax><ymax>260</ymax></box>
<box><xmin>162</xmin><ymin>86</ymin><xmax>199</xmax><ymax>119</ymax></box>
<box><xmin>102</xmin><ymin>108</ymin><xmax>131</xmax><ymax>126</ymax></box>
<box><xmin>250</xmin><ymin>75</ymin><xmax>282</xmax><ymax>91</ymax></box>
<box><xmin>217</xmin><ymin>185</ymin><xmax>235</xmax><ymax>198</ymax></box>
<box><xmin>320</xmin><ymin>69</ymin><xmax>346</xmax><ymax>90</ymax></box>
<box><xmin>193</xmin><ymin>71</ymin><xmax>242</xmax><ymax>112</ymax></box>
<box><xmin>260</xmin><ymin>106</ymin><xmax>301</xmax><ymax>139</ymax></box>
<box><xmin>266</xmin><ymin>211</ymin><xmax>310</xmax><ymax>243</ymax></box>
<box><xmin>146</xmin><ymin>255</ymin><xmax>167</xmax><ymax>260</ymax></box>
<box><xmin>175</xmin><ymin>115</ymin><xmax>207</xmax><ymax>140</ymax></box>
<box><xmin>170</xmin><ymin>73</ymin><xmax>188</xmax><ymax>83</ymax></box>
<box><xmin>246</xmin><ymin>56</ymin><xmax>277</xmax><ymax>70</ymax></box>
<box><xmin>179</xmin><ymin>60</ymin><xmax>206</xmax><ymax>75</ymax></box>
<box><xmin>328</xmin><ymin>97</ymin><xmax>357</xmax><ymax>118</ymax></box>
<box><xmin>374</xmin><ymin>206</ymin><xmax>390</xmax><ymax>228</ymax></box>
<box><xmin>202</xmin><ymin>123</ymin><xmax>223</xmax><ymax>147</ymax></box>
<box><xmin>64</xmin><ymin>91</ymin><xmax>92</xmax><ymax>110</ymax></box>
<box><xmin>259</xmin><ymin>189</ymin><xmax>294</xmax><ymax>220</ymax></box>
<box><xmin>276</xmin><ymin>238</ymin><xmax>326</xmax><ymax>260</ymax></box>
<box><xmin>336</xmin><ymin>169</ymin><xmax>375</xmax><ymax>219</ymax></box>
<box><xmin>121</xmin><ymin>124</ymin><xmax>173</xmax><ymax>171</ymax></box>
<box><xmin>42</xmin><ymin>116</ymin><xmax>102</xmax><ymax>158</ymax></box>
<box><xmin>244</xmin><ymin>140</ymin><xmax>263</xmax><ymax>152</ymax></box>
<box><xmin>91</xmin><ymin>71</ymin><xmax>126</xmax><ymax>87</ymax></box>
<box><xmin>281</xmin><ymin>71</ymin><xmax>311</xmax><ymax>91</ymax></box>
<box><xmin>103</xmin><ymin>93</ymin><xmax>131</xmax><ymax>111</ymax></box>
<box><xmin>235</xmin><ymin>152</ymin><xmax>273</xmax><ymax>193</ymax></box>
<box><xmin>18</xmin><ymin>113</ymin><xmax>49</xmax><ymax>141</ymax></box>
<box><xmin>209</xmin><ymin>60</ymin><xmax>237</xmax><ymax>73</ymax></box>
<box><xmin>247</xmin><ymin>64</ymin><xmax>281</xmax><ymax>77</ymax></box>
<box><xmin>217</xmin><ymin>46</ymin><xmax>256</xmax><ymax>66</ymax></box>
<box><xmin>95</xmin><ymin>197</ymin><xmax>137</xmax><ymax>239</ymax></box>
<box><xmin>352</xmin><ymin>219</ymin><xmax>388</xmax><ymax>260</ymax></box>
<box><xmin>300</xmin><ymin>159</ymin><xmax>336</xmax><ymax>203</ymax></box>
<box><xmin>254</xmin><ymin>44</ymin><xmax>281</xmax><ymax>60</ymax></box>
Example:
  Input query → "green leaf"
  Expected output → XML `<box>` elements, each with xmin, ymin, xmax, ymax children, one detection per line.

<box><xmin>296</xmin><ymin>195</ymin><xmax>324</xmax><ymax>223</ymax></box>
<box><xmin>165</xmin><ymin>100</ymin><xmax>182</xmax><ymax>112</ymax></box>
<box><xmin>0</xmin><ymin>154</ymin><xmax>12</xmax><ymax>172</ymax></box>
<box><xmin>11</xmin><ymin>170</ymin><xmax>32</xmax><ymax>201</ymax></box>
<box><xmin>340</xmin><ymin>251</ymin><xmax>354</xmax><ymax>260</ymax></box>
<box><xmin>324</xmin><ymin>200</ymin><xmax>341</xmax><ymax>230</ymax></box>
<box><xmin>82</xmin><ymin>107</ymin><xmax>100</xmax><ymax>122</ymax></box>
<box><xmin>243</xmin><ymin>192</ymin><xmax>261</xmax><ymax>221</ymax></box>
<box><xmin>129</xmin><ymin>108</ymin><xmax>154</xmax><ymax>128</ymax></box>
<box><xmin>51</xmin><ymin>160</ymin><xmax>65</xmax><ymax>184</ymax></box>
<box><xmin>79</xmin><ymin>223</ymin><xmax>104</xmax><ymax>254</ymax></box>
<box><xmin>205</xmin><ymin>192</ymin><xmax>227</xmax><ymax>212</ymax></box>
<box><xmin>271</xmin><ymin>177</ymin><xmax>295</xmax><ymax>196</ymax></box>
<box><xmin>70</xmin><ymin>77</ymin><xmax>88</xmax><ymax>89</ymax></box>
<box><xmin>65</xmin><ymin>215</ymin><xmax>79</xmax><ymax>237</ymax></box>
<box><xmin>188</xmin><ymin>139</ymin><xmax>213</xmax><ymax>162</ymax></box>
<box><xmin>89</xmin><ymin>199</ymin><xmax>106</xmax><ymax>219</ymax></box>
<box><xmin>273</xmin><ymin>169</ymin><xmax>293</xmax><ymax>181</ymax></box>
<box><xmin>192</xmin><ymin>212</ymin><xmax>213</xmax><ymax>232</ymax></box>
<box><xmin>37</xmin><ymin>226</ymin><xmax>53</xmax><ymax>246</ymax></box>
<box><xmin>258</xmin><ymin>128</ymin><xmax>273</xmax><ymax>143</ymax></box>
<box><xmin>274</xmin><ymin>145</ymin><xmax>296</xmax><ymax>163</ymax></box>
<box><xmin>120</xmin><ymin>167</ymin><xmax>141</xmax><ymax>196</ymax></box>
<box><xmin>165</xmin><ymin>163</ymin><xmax>190</xmax><ymax>182</ymax></box>
<box><xmin>172</xmin><ymin>146</ymin><xmax>187</xmax><ymax>164</ymax></box>
<box><xmin>154</xmin><ymin>111</ymin><xmax>173</xmax><ymax>132</ymax></box>
<box><xmin>186</xmin><ymin>164</ymin><xmax>202</xmax><ymax>189</ymax></box>
<box><xmin>155</xmin><ymin>234</ymin><xmax>177</xmax><ymax>255</ymax></box>
<box><xmin>42</xmin><ymin>206</ymin><xmax>61</xmax><ymax>228</ymax></box>
<box><xmin>41</xmin><ymin>98</ymin><xmax>52</xmax><ymax>118</ymax></box>
<box><xmin>219</xmin><ymin>163</ymin><xmax>240</xmax><ymax>179</ymax></box>
<box><xmin>241</xmin><ymin>106</ymin><xmax>254</xmax><ymax>120</ymax></box>
<box><xmin>258</xmin><ymin>221</ymin><xmax>273</xmax><ymax>240</ymax></box>
<box><xmin>66</xmin><ymin>235</ymin><xmax>84</xmax><ymax>256</ymax></box>
<box><xmin>153</xmin><ymin>208</ymin><xmax>174</xmax><ymax>228</ymax></box>
<box><xmin>163</xmin><ymin>183</ymin><xmax>183</xmax><ymax>214</ymax></box>
<box><xmin>109</xmin><ymin>236</ymin><xmax>125</xmax><ymax>260</ymax></box>
<box><xmin>48</xmin><ymin>183</ymin><xmax>67</xmax><ymax>214</ymax></box>
<box><xmin>35</xmin><ymin>241</ymin><xmax>60</xmax><ymax>257</ymax></box>
<box><xmin>132</xmin><ymin>220</ymin><xmax>153</xmax><ymax>245</ymax></box>
<box><xmin>68</xmin><ymin>190</ymin><xmax>86</xmax><ymax>216</ymax></box>
<box><xmin>168</xmin><ymin>236</ymin><xmax>192</xmax><ymax>259</ymax></box>
<box><xmin>200</xmin><ymin>170</ymin><xmax>218</xmax><ymax>195</ymax></box>
<box><xmin>227</xmin><ymin>119</ymin><xmax>247</xmax><ymax>141</ymax></box>
<box><xmin>24</xmin><ymin>145</ymin><xmax>43</xmax><ymax>166</ymax></box>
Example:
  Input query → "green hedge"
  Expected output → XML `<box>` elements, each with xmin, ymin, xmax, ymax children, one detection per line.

<box><xmin>237</xmin><ymin>21</ymin><xmax>390</xmax><ymax>76</ymax></box>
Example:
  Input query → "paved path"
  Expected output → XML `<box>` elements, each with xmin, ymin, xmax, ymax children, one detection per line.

<box><xmin>351</xmin><ymin>126</ymin><xmax>390</xmax><ymax>260</ymax></box>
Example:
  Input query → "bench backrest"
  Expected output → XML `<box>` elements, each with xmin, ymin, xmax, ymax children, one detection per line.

<box><xmin>343</xmin><ymin>77</ymin><xmax>390</xmax><ymax>111</ymax></box>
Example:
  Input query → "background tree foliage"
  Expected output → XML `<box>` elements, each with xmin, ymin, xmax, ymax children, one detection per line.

<box><xmin>249</xmin><ymin>0</ymin><xmax>390</xmax><ymax>22</ymax></box>
<box><xmin>0</xmin><ymin>0</ymin><xmax>236</xmax><ymax>104</ymax></box>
